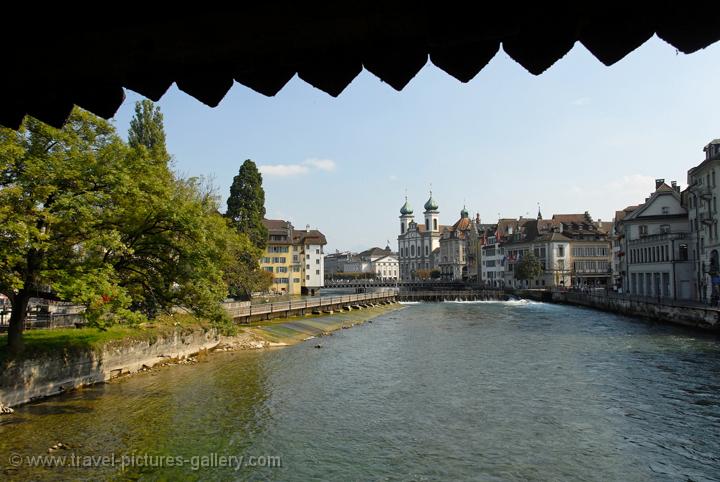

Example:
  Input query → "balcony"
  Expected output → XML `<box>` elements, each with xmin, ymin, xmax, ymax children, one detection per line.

<box><xmin>574</xmin><ymin>268</ymin><xmax>612</xmax><ymax>274</ymax></box>
<box><xmin>700</xmin><ymin>185</ymin><xmax>713</xmax><ymax>199</ymax></box>
<box><xmin>628</xmin><ymin>232</ymin><xmax>688</xmax><ymax>245</ymax></box>
<box><xmin>699</xmin><ymin>212</ymin><xmax>715</xmax><ymax>225</ymax></box>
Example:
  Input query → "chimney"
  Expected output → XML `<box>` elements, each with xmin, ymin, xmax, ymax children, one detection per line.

<box><xmin>475</xmin><ymin>213</ymin><xmax>480</xmax><ymax>224</ymax></box>
<box><xmin>671</xmin><ymin>181</ymin><xmax>680</xmax><ymax>193</ymax></box>
<box><xmin>655</xmin><ymin>178</ymin><xmax>665</xmax><ymax>189</ymax></box>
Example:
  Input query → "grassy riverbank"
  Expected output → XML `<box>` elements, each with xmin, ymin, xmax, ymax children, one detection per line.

<box><xmin>0</xmin><ymin>314</ymin><xmax>216</xmax><ymax>363</ymax></box>
<box><xmin>0</xmin><ymin>304</ymin><xmax>405</xmax><ymax>363</ymax></box>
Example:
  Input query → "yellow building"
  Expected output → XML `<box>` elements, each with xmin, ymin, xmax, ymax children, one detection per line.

<box><xmin>261</xmin><ymin>219</ymin><xmax>301</xmax><ymax>295</ymax></box>
<box><xmin>261</xmin><ymin>219</ymin><xmax>327</xmax><ymax>295</ymax></box>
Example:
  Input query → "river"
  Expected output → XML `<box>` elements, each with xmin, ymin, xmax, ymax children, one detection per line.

<box><xmin>2</xmin><ymin>300</ymin><xmax>720</xmax><ymax>480</ymax></box>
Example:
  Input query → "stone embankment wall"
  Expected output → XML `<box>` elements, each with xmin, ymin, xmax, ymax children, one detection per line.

<box><xmin>553</xmin><ymin>292</ymin><xmax>719</xmax><ymax>330</ymax></box>
<box><xmin>0</xmin><ymin>329</ymin><xmax>263</xmax><ymax>408</ymax></box>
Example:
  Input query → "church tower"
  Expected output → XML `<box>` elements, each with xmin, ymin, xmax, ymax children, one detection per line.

<box><xmin>399</xmin><ymin>196</ymin><xmax>414</xmax><ymax>234</ymax></box>
<box><xmin>423</xmin><ymin>191</ymin><xmax>439</xmax><ymax>232</ymax></box>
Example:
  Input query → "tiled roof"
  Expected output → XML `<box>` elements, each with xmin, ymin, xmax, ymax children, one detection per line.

<box><xmin>3</xmin><ymin>6</ymin><xmax>718</xmax><ymax>129</ymax></box>
<box><xmin>614</xmin><ymin>206</ymin><xmax>639</xmax><ymax>222</ymax></box>
<box><xmin>359</xmin><ymin>247</ymin><xmax>392</xmax><ymax>257</ymax></box>
<box><xmin>263</xmin><ymin>219</ymin><xmax>292</xmax><ymax>230</ymax></box>
<box><xmin>655</xmin><ymin>183</ymin><xmax>675</xmax><ymax>193</ymax></box>
<box><xmin>293</xmin><ymin>229</ymin><xmax>327</xmax><ymax>246</ymax></box>
<box><xmin>552</xmin><ymin>213</ymin><xmax>590</xmax><ymax>224</ymax></box>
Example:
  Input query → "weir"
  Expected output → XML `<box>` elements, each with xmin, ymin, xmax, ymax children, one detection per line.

<box><xmin>397</xmin><ymin>290</ymin><xmax>509</xmax><ymax>302</ymax></box>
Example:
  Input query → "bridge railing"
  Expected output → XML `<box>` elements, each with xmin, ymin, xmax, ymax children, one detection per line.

<box><xmin>224</xmin><ymin>291</ymin><xmax>396</xmax><ymax>318</ymax></box>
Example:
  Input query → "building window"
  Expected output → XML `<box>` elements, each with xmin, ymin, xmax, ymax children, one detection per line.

<box><xmin>679</xmin><ymin>244</ymin><xmax>688</xmax><ymax>261</ymax></box>
<box><xmin>306</xmin><ymin>275</ymin><xmax>310</xmax><ymax>280</ymax></box>
<box><xmin>661</xmin><ymin>206</ymin><xmax>669</xmax><ymax>215</ymax></box>
<box><xmin>316</xmin><ymin>270</ymin><xmax>320</xmax><ymax>275</ymax></box>
<box><xmin>425</xmin><ymin>246</ymin><xmax>429</xmax><ymax>256</ymax></box>
<box><xmin>306</xmin><ymin>264</ymin><xmax>310</xmax><ymax>269</ymax></box>
<box><xmin>316</xmin><ymin>248</ymin><xmax>320</xmax><ymax>254</ymax></box>
<box><xmin>639</xmin><ymin>225</ymin><xmax>648</xmax><ymax>236</ymax></box>
<box><xmin>316</xmin><ymin>259</ymin><xmax>320</xmax><ymax>264</ymax></box>
<box><xmin>411</xmin><ymin>245</ymin><xmax>415</xmax><ymax>256</ymax></box>
<box><xmin>557</xmin><ymin>245</ymin><xmax>564</xmax><ymax>257</ymax></box>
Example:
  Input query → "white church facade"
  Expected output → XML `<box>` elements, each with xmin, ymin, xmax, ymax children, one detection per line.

<box><xmin>397</xmin><ymin>193</ymin><xmax>445</xmax><ymax>280</ymax></box>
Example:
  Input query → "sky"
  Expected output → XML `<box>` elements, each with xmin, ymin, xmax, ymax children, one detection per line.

<box><xmin>110</xmin><ymin>36</ymin><xmax>720</xmax><ymax>253</ymax></box>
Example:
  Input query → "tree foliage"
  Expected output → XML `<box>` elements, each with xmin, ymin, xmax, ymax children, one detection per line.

<box><xmin>225</xmin><ymin>160</ymin><xmax>268</xmax><ymax>251</ymax></box>
<box><xmin>0</xmin><ymin>104</ymin><xmax>255</xmax><ymax>353</ymax></box>
<box><xmin>514</xmin><ymin>252</ymin><xmax>544</xmax><ymax>281</ymax></box>
<box><xmin>128</xmin><ymin>99</ymin><xmax>169</xmax><ymax>163</ymax></box>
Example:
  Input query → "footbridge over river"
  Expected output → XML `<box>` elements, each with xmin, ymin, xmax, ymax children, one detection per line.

<box><xmin>224</xmin><ymin>292</ymin><xmax>398</xmax><ymax>323</ymax></box>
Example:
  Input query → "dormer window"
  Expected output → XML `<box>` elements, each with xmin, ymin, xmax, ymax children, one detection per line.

<box><xmin>661</xmin><ymin>206</ymin><xmax>669</xmax><ymax>215</ymax></box>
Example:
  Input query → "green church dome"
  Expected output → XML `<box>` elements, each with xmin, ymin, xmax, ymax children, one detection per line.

<box><xmin>400</xmin><ymin>197</ymin><xmax>413</xmax><ymax>215</ymax></box>
<box><xmin>424</xmin><ymin>192</ymin><xmax>438</xmax><ymax>211</ymax></box>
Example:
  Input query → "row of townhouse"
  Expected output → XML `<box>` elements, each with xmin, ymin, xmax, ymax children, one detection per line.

<box><xmin>469</xmin><ymin>212</ymin><xmax>613</xmax><ymax>289</ymax></box>
<box><xmin>260</xmin><ymin>219</ymin><xmax>327</xmax><ymax>296</ymax></box>
<box><xmin>613</xmin><ymin>138</ymin><xmax>720</xmax><ymax>303</ymax></box>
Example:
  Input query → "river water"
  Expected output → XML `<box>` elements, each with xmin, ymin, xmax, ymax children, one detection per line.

<box><xmin>2</xmin><ymin>301</ymin><xmax>720</xmax><ymax>481</ymax></box>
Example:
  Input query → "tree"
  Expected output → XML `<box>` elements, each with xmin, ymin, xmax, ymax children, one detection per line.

<box><xmin>514</xmin><ymin>252</ymin><xmax>544</xmax><ymax>283</ymax></box>
<box><xmin>225</xmin><ymin>160</ymin><xmax>268</xmax><ymax>251</ymax></box>
<box><xmin>0</xmin><ymin>106</ymin><xmax>256</xmax><ymax>352</ymax></box>
<box><xmin>0</xmin><ymin>109</ymin><xmax>141</xmax><ymax>353</ymax></box>
<box><xmin>416</xmin><ymin>269</ymin><xmax>431</xmax><ymax>280</ymax></box>
<box><xmin>430</xmin><ymin>269</ymin><xmax>442</xmax><ymax>279</ymax></box>
<box><xmin>128</xmin><ymin>99</ymin><xmax>170</xmax><ymax>164</ymax></box>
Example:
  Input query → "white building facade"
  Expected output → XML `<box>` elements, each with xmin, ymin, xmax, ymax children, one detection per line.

<box><xmin>617</xmin><ymin>180</ymin><xmax>693</xmax><ymax>300</ymax></box>
<box><xmin>294</xmin><ymin>229</ymin><xmax>326</xmax><ymax>294</ymax></box>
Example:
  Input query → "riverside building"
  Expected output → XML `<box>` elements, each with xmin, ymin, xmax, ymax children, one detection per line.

<box><xmin>261</xmin><ymin>219</ymin><xmax>327</xmax><ymax>295</ymax></box>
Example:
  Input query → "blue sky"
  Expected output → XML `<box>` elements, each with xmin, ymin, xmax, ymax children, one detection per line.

<box><xmin>111</xmin><ymin>36</ymin><xmax>720</xmax><ymax>253</ymax></box>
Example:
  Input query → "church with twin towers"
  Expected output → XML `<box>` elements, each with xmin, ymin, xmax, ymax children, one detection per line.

<box><xmin>397</xmin><ymin>192</ymin><xmax>446</xmax><ymax>280</ymax></box>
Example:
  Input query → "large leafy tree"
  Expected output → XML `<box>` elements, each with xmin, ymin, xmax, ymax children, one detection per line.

<box><xmin>514</xmin><ymin>252</ymin><xmax>544</xmax><ymax>283</ymax></box>
<box><xmin>0</xmin><ymin>109</ymin><xmax>141</xmax><ymax>353</ymax></box>
<box><xmin>0</xmin><ymin>105</ymin><xmax>253</xmax><ymax>353</ymax></box>
<box><xmin>225</xmin><ymin>160</ymin><xmax>268</xmax><ymax>251</ymax></box>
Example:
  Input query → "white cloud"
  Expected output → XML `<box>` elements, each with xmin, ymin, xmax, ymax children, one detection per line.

<box><xmin>572</xmin><ymin>97</ymin><xmax>591</xmax><ymax>106</ymax></box>
<box><xmin>303</xmin><ymin>158</ymin><xmax>336</xmax><ymax>172</ymax></box>
<box><xmin>259</xmin><ymin>164</ymin><xmax>310</xmax><ymax>176</ymax></box>
<box><xmin>260</xmin><ymin>158</ymin><xmax>337</xmax><ymax>177</ymax></box>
